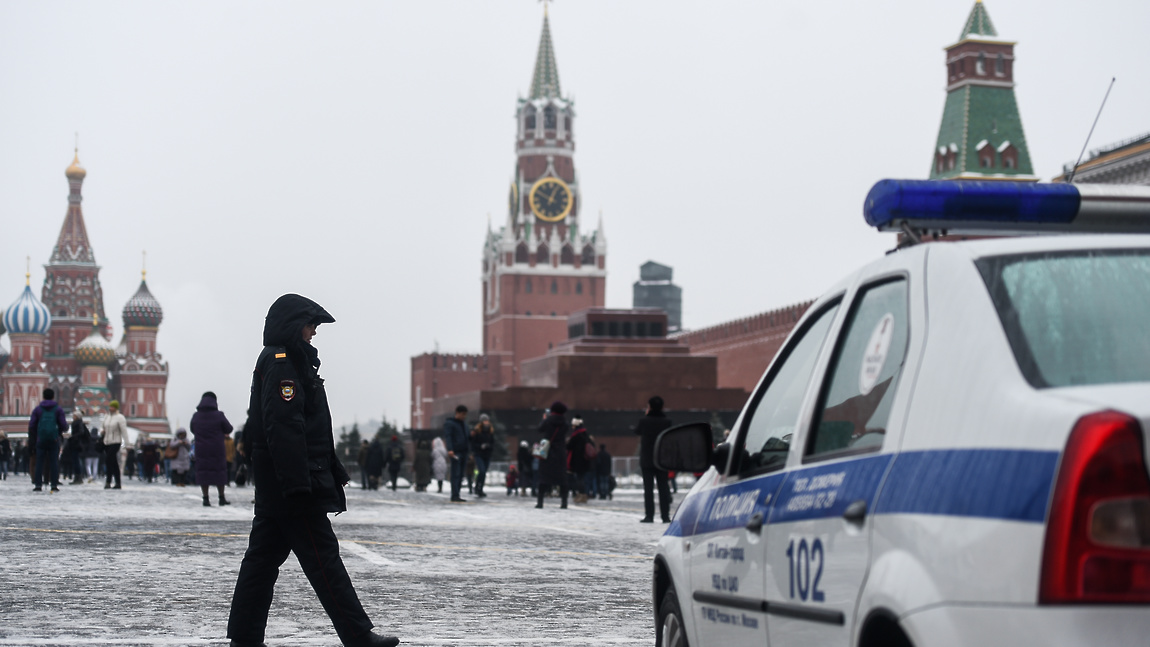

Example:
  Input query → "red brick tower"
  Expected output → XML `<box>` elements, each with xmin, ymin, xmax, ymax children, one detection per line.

<box><xmin>42</xmin><ymin>149</ymin><xmax>110</xmax><ymax>409</ymax></box>
<box><xmin>482</xmin><ymin>7</ymin><xmax>607</xmax><ymax>387</ymax></box>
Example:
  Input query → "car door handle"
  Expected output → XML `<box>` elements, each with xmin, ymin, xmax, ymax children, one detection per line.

<box><xmin>842</xmin><ymin>500</ymin><xmax>867</xmax><ymax>524</ymax></box>
<box><xmin>745</xmin><ymin>512</ymin><xmax>764</xmax><ymax>534</ymax></box>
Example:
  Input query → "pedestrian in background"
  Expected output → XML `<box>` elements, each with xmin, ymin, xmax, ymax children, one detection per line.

<box><xmin>595</xmin><ymin>443</ymin><xmax>613</xmax><ymax>500</ymax></box>
<box><xmin>505</xmin><ymin>464</ymin><xmax>518</xmax><ymax>496</ymax></box>
<box><xmin>169</xmin><ymin>429</ymin><xmax>192</xmax><ymax>487</ymax></box>
<box><xmin>101</xmin><ymin>401</ymin><xmax>127</xmax><ymax>490</ymax></box>
<box><xmin>412</xmin><ymin>437</ymin><xmax>431</xmax><ymax>492</ymax></box>
<box><xmin>443</xmin><ymin>404</ymin><xmax>469</xmax><ymax>502</ymax></box>
<box><xmin>535</xmin><ymin>401</ymin><xmax>569</xmax><ymax>509</ymax></box>
<box><xmin>635</xmin><ymin>395</ymin><xmax>673</xmax><ymax>524</ymax></box>
<box><xmin>566</xmin><ymin>415</ymin><xmax>594</xmax><ymax>504</ymax></box>
<box><xmin>191</xmin><ymin>391</ymin><xmax>233</xmax><ymax>507</ymax></box>
<box><xmin>430</xmin><ymin>437</ymin><xmax>448</xmax><ymax>494</ymax></box>
<box><xmin>0</xmin><ymin>430</ymin><xmax>11</xmax><ymax>480</ymax></box>
<box><xmin>469</xmin><ymin>414</ymin><xmax>494</xmax><ymax>498</ymax></box>
<box><xmin>385</xmin><ymin>435</ymin><xmax>405</xmax><ymax>491</ymax></box>
<box><xmin>357</xmin><ymin>440</ymin><xmax>370</xmax><ymax>490</ymax></box>
<box><xmin>225</xmin><ymin>433</ymin><xmax>237</xmax><ymax>485</ymax></box>
<box><xmin>30</xmin><ymin>388</ymin><xmax>67</xmax><ymax>493</ymax></box>
<box><xmin>366</xmin><ymin>437</ymin><xmax>385</xmax><ymax>491</ymax></box>
<box><xmin>226</xmin><ymin>293</ymin><xmax>397</xmax><ymax>647</ymax></box>
<box><xmin>140</xmin><ymin>437</ymin><xmax>159</xmax><ymax>483</ymax></box>
<box><xmin>67</xmin><ymin>410</ymin><xmax>90</xmax><ymax>485</ymax></box>
<box><xmin>517</xmin><ymin>440</ymin><xmax>533</xmax><ymax>497</ymax></box>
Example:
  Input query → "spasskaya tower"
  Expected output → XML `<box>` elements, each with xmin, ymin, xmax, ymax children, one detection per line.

<box><xmin>481</xmin><ymin>6</ymin><xmax>607</xmax><ymax>387</ymax></box>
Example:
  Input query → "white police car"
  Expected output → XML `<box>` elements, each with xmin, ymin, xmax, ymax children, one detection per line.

<box><xmin>652</xmin><ymin>180</ymin><xmax>1150</xmax><ymax>647</ymax></box>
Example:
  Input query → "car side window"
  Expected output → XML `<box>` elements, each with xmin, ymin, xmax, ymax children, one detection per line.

<box><xmin>806</xmin><ymin>279</ymin><xmax>909</xmax><ymax>459</ymax></box>
<box><xmin>737</xmin><ymin>302</ymin><xmax>840</xmax><ymax>476</ymax></box>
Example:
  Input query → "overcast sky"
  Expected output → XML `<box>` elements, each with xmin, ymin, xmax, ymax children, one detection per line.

<box><xmin>2</xmin><ymin>0</ymin><xmax>1147</xmax><ymax>432</ymax></box>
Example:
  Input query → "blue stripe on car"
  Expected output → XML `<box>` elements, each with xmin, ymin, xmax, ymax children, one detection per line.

<box><xmin>666</xmin><ymin>449</ymin><xmax>1059</xmax><ymax>538</ymax></box>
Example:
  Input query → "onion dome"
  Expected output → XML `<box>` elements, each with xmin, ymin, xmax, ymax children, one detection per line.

<box><xmin>122</xmin><ymin>278</ymin><xmax>163</xmax><ymax>327</ymax></box>
<box><xmin>66</xmin><ymin>150</ymin><xmax>87</xmax><ymax>181</ymax></box>
<box><xmin>74</xmin><ymin>320</ymin><xmax>115</xmax><ymax>366</ymax></box>
<box><xmin>3</xmin><ymin>284</ymin><xmax>52</xmax><ymax>335</ymax></box>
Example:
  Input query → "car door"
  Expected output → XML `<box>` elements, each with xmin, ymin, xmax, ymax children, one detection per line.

<box><xmin>764</xmin><ymin>277</ymin><xmax>913</xmax><ymax>647</ymax></box>
<box><xmin>686</xmin><ymin>299</ymin><xmax>842</xmax><ymax>645</ymax></box>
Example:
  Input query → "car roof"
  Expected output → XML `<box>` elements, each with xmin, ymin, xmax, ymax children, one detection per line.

<box><xmin>924</xmin><ymin>233</ymin><xmax>1150</xmax><ymax>261</ymax></box>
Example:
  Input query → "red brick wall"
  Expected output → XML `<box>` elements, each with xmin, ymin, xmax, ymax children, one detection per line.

<box><xmin>678</xmin><ymin>301</ymin><xmax>813</xmax><ymax>393</ymax></box>
<box><xmin>410</xmin><ymin>353</ymin><xmax>492</xmax><ymax>429</ymax></box>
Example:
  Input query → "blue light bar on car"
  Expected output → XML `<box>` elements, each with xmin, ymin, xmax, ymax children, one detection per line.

<box><xmin>864</xmin><ymin>180</ymin><xmax>1150</xmax><ymax>234</ymax></box>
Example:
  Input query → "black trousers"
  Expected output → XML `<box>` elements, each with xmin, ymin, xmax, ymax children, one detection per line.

<box><xmin>228</xmin><ymin>513</ymin><xmax>374</xmax><ymax>645</ymax></box>
<box><xmin>104</xmin><ymin>444</ymin><xmax>122</xmax><ymax>487</ymax></box>
<box><xmin>642</xmin><ymin>466</ymin><xmax>671</xmax><ymax>521</ymax></box>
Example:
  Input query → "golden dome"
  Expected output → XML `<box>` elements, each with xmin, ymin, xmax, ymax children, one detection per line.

<box><xmin>65</xmin><ymin>150</ymin><xmax>87</xmax><ymax>180</ymax></box>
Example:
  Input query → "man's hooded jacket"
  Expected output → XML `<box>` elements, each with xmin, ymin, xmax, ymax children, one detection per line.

<box><xmin>246</xmin><ymin>294</ymin><xmax>349</xmax><ymax>517</ymax></box>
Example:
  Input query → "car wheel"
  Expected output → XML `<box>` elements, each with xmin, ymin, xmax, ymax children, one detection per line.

<box><xmin>659</xmin><ymin>584</ymin><xmax>689</xmax><ymax>647</ymax></box>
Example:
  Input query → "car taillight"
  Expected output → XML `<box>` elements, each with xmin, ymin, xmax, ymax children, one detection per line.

<box><xmin>1040</xmin><ymin>411</ymin><xmax>1150</xmax><ymax>604</ymax></box>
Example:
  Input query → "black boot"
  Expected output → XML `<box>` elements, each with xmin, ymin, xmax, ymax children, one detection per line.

<box><xmin>219</xmin><ymin>495</ymin><xmax>230</xmax><ymax>506</ymax></box>
<box><xmin>203</xmin><ymin>496</ymin><xmax>211</xmax><ymax>507</ymax></box>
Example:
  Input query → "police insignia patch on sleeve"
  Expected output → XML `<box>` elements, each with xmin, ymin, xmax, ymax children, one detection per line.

<box><xmin>280</xmin><ymin>380</ymin><xmax>296</xmax><ymax>401</ymax></box>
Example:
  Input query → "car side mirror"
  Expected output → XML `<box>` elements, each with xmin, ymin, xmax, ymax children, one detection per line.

<box><xmin>654</xmin><ymin>422</ymin><xmax>714</xmax><ymax>473</ymax></box>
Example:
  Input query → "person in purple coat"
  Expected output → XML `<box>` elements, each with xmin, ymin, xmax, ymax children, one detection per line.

<box><xmin>191</xmin><ymin>391</ymin><xmax>233</xmax><ymax>507</ymax></box>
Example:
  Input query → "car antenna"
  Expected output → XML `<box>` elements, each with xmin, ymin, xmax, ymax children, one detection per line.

<box><xmin>1065</xmin><ymin>77</ymin><xmax>1116</xmax><ymax>184</ymax></box>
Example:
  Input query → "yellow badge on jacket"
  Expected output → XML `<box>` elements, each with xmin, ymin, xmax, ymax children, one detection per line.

<box><xmin>280</xmin><ymin>380</ymin><xmax>295</xmax><ymax>401</ymax></box>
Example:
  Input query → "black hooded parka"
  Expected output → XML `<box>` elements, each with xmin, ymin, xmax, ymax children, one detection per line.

<box><xmin>246</xmin><ymin>294</ymin><xmax>350</xmax><ymax>517</ymax></box>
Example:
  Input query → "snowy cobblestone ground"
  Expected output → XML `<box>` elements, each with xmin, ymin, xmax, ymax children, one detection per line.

<box><xmin>0</xmin><ymin>475</ymin><xmax>675</xmax><ymax>646</ymax></box>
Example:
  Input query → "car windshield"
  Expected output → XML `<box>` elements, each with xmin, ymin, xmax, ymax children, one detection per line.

<box><xmin>977</xmin><ymin>249</ymin><xmax>1150</xmax><ymax>388</ymax></box>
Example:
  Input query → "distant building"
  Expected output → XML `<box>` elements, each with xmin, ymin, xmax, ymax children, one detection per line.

<box><xmin>411</xmin><ymin>9</ymin><xmax>606</xmax><ymax>430</ymax></box>
<box><xmin>1054</xmin><ymin>132</ymin><xmax>1150</xmax><ymax>185</ymax></box>
<box><xmin>0</xmin><ymin>150</ymin><xmax>170</xmax><ymax>438</ymax></box>
<box><xmin>632</xmin><ymin>261</ymin><xmax>682</xmax><ymax>332</ymax></box>
<box><xmin>930</xmin><ymin>1</ymin><xmax>1036</xmax><ymax>181</ymax></box>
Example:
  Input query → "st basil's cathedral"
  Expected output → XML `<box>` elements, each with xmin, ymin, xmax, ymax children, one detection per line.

<box><xmin>0</xmin><ymin>150</ymin><xmax>171</xmax><ymax>439</ymax></box>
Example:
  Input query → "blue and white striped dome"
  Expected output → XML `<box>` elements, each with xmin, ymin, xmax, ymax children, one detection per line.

<box><xmin>3</xmin><ymin>285</ymin><xmax>52</xmax><ymax>335</ymax></box>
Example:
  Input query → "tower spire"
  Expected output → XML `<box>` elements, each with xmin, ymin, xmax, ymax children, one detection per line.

<box><xmin>529</xmin><ymin>7</ymin><xmax>561</xmax><ymax>99</ymax></box>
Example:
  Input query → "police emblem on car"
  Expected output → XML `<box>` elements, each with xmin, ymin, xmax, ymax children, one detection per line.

<box><xmin>280</xmin><ymin>380</ymin><xmax>295</xmax><ymax>401</ymax></box>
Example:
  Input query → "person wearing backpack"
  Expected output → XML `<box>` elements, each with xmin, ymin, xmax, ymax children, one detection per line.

<box><xmin>101</xmin><ymin>400</ymin><xmax>128</xmax><ymax>489</ymax></box>
<box><xmin>384</xmin><ymin>435</ymin><xmax>405</xmax><ymax>491</ymax></box>
<box><xmin>29</xmin><ymin>388</ymin><xmax>68</xmax><ymax>492</ymax></box>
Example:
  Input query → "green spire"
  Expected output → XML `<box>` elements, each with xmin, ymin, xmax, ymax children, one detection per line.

<box><xmin>959</xmin><ymin>0</ymin><xmax>998</xmax><ymax>40</ymax></box>
<box><xmin>529</xmin><ymin>10</ymin><xmax>561</xmax><ymax>99</ymax></box>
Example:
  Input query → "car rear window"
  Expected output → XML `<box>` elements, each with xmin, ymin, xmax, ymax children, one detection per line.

<box><xmin>977</xmin><ymin>250</ymin><xmax>1150</xmax><ymax>388</ymax></box>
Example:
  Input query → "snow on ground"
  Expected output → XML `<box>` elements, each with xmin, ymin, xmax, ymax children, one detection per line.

<box><xmin>0</xmin><ymin>475</ymin><xmax>679</xmax><ymax>646</ymax></box>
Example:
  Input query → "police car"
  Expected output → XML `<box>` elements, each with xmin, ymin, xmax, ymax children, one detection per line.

<box><xmin>652</xmin><ymin>180</ymin><xmax>1150</xmax><ymax>647</ymax></box>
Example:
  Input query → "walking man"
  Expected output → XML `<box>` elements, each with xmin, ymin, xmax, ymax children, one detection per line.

<box><xmin>443</xmin><ymin>405</ymin><xmax>469</xmax><ymax>502</ymax></box>
<box><xmin>226</xmin><ymin>294</ymin><xmax>398</xmax><ymax>647</ymax></box>
<box><xmin>635</xmin><ymin>395</ymin><xmax>673</xmax><ymax>523</ymax></box>
<box><xmin>102</xmin><ymin>401</ymin><xmax>127</xmax><ymax>489</ymax></box>
<box><xmin>29</xmin><ymin>388</ymin><xmax>67</xmax><ymax>492</ymax></box>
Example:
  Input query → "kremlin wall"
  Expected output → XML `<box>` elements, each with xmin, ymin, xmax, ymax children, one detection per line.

<box><xmin>0</xmin><ymin>151</ymin><xmax>170</xmax><ymax>440</ymax></box>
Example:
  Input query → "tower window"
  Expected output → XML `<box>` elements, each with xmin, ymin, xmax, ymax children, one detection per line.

<box><xmin>525</xmin><ymin>106</ymin><xmax>536</xmax><ymax>131</ymax></box>
<box><xmin>995</xmin><ymin>54</ymin><xmax>1005</xmax><ymax>76</ymax></box>
<box><xmin>576</xmin><ymin>281</ymin><xmax>583</xmax><ymax>295</ymax></box>
<box><xmin>976</xmin><ymin>52</ymin><xmax>986</xmax><ymax>76</ymax></box>
<box><xmin>525</xmin><ymin>279</ymin><xmax>533</xmax><ymax>294</ymax></box>
<box><xmin>560</xmin><ymin>244</ymin><xmax>575</xmax><ymax>265</ymax></box>
<box><xmin>544</xmin><ymin>105</ymin><xmax>557</xmax><ymax>130</ymax></box>
<box><xmin>515</xmin><ymin>242</ymin><xmax>529</xmax><ymax>264</ymax></box>
<box><xmin>550</xmin><ymin>280</ymin><xmax>558</xmax><ymax>294</ymax></box>
<box><xmin>581</xmin><ymin>245</ymin><xmax>595</xmax><ymax>265</ymax></box>
<box><xmin>536</xmin><ymin>244</ymin><xmax>549</xmax><ymax>265</ymax></box>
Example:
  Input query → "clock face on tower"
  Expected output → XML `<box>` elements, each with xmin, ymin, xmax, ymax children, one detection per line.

<box><xmin>529</xmin><ymin>177</ymin><xmax>573</xmax><ymax>223</ymax></box>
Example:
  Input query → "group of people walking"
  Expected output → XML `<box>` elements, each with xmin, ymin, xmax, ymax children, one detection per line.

<box><xmin>13</xmin><ymin>387</ymin><xmax>238</xmax><ymax>509</ymax></box>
